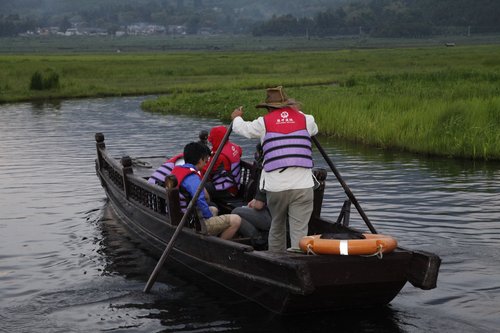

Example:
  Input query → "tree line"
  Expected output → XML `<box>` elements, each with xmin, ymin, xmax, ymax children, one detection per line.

<box><xmin>252</xmin><ymin>0</ymin><xmax>500</xmax><ymax>38</ymax></box>
<box><xmin>1</xmin><ymin>0</ymin><xmax>500</xmax><ymax>38</ymax></box>
<box><xmin>0</xmin><ymin>1</ymin><xmax>247</xmax><ymax>37</ymax></box>
<box><xmin>0</xmin><ymin>15</ymin><xmax>39</xmax><ymax>37</ymax></box>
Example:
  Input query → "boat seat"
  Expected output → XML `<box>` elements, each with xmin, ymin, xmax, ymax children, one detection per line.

<box><xmin>215</xmin><ymin>197</ymin><xmax>247</xmax><ymax>214</ymax></box>
<box><xmin>226</xmin><ymin>198</ymin><xmax>247</xmax><ymax>210</ymax></box>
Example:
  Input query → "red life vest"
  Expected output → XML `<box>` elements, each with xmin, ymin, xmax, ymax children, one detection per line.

<box><xmin>264</xmin><ymin>107</ymin><xmax>307</xmax><ymax>133</ymax></box>
<box><xmin>171</xmin><ymin>165</ymin><xmax>201</xmax><ymax>188</ymax></box>
<box><xmin>211</xmin><ymin>142</ymin><xmax>242</xmax><ymax>192</ymax></box>
<box><xmin>169</xmin><ymin>153</ymin><xmax>185</xmax><ymax>164</ymax></box>
<box><xmin>171</xmin><ymin>165</ymin><xmax>201</xmax><ymax>211</ymax></box>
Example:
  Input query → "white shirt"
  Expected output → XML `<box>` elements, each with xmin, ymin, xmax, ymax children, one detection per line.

<box><xmin>232</xmin><ymin>111</ymin><xmax>319</xmax><ymax>192</ymax></box>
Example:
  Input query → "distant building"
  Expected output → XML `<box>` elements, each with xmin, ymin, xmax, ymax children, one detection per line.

<box><xmin>198</xmin><ymin>27</ymin><xmax>214</xmax><ymax>35</ymax></box>
<box><xmin>167</xmin><ymin>25</ymin><xmax>187</xmax><ymax>35</ymax></box>
<box><xmin>80</xmin><ymin>27</ymin><xmax>108</xmax><ymax>36</ymax></box>
<box><xmin>30</xmin><ymin>26</ymin><xmax>60</xmax><ymax>36</ymax></box>
<box><xmin>65</xmin><ymin>28</ymin><xmax>80</xmax><ymax>36</ymax></box>
<box><xmin>127</xmin><ymin>23</ymin><xmax>166</xmax><ymax>35</ymax></box>
<box><xmin>37</xmin><ymin>27</ymin><xmax>50</xmax><ymax>36</ymax></box>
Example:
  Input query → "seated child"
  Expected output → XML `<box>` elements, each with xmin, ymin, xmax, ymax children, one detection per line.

<box><xmin>171</xmin><ymin>142</ymin><xmax>241</xmax><ymax>240</ymax></box>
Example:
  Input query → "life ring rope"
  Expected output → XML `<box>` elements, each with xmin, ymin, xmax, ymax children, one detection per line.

<box><xmin>306</xmin><ymin>243</ymin><xmax>317</xmax><ymax>255</ymax></box>
<box><xmin>299</xmin><ymin>234</ymin><xmax>397</xmax><ymax>258</ymax></box>
<box><xmin>360</xmin><ymin>244</ymin><xmax>384</xmax><ymax>259</ymax></box>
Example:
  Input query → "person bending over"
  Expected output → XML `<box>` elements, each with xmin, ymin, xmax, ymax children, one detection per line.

<box><xmin>232</xmin><ymin>143</ymin><xmax>271</xmax><ymax>249</ymax></box>
<box><xmin>232</xmin><ymin>188</ymin><xmax>271</xmax><ymax>250</ymax></box>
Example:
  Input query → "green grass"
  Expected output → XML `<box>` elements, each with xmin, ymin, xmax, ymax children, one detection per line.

<box><xmin>141</xmin><ymin>83</ymin><xmax>500</xmax><ymax>160</ymax></box>
<box><xmin>140</xmin><ymin>45</ymin><xmax>500</xmax><ymax>160</ymax></box>
<box><xmin>306</xmin><ymin>85</ymin><xmax>500</xmax><ymax>159</ymax></box>
<box><xmin>1</xmin><ymin>42</ymin><xmax>500</xmax><ymax>159</ymax></box>
<box><xmin>0</xmin><ymin>51</ymin><xmax>341</xmax><ymax>103</ymax></box>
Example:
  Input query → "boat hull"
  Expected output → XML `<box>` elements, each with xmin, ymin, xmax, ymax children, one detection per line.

<box><xmin>101</xmin><ymin>175</ymin><xmax>411</xmax><ymax>314</ymax></box>
<box><xmin>94</xmin><ymin>132</ymin><xmax>440</xmax><ymax>314</ymax></box>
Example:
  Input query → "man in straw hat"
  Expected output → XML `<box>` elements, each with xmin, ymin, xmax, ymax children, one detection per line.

<box><xmin>231</xmin><ymin>86</ymin><xmax>318</xmax><ymax>252</ymax></box>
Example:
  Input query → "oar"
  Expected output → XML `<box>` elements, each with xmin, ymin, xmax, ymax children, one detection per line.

<box><xmin>144</xmin><ymin>122</ymin><xmax>233</xmax><ymax>293</ymax></box>
<box><xmin>311</xmin><ymin>136</ymin><xmax>378</xmax><ymax>234</ymax></box>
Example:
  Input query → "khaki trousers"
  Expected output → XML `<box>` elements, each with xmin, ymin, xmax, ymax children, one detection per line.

<box><xmin>266</xmin><ymin>187</ymin><xmax>314</xmax><ymax>252</ymax></box>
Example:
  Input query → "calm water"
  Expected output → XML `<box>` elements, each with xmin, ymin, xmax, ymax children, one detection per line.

<box><xmin>0</xmin><ymin>97</ymin><xmax>499</xmax><ymax>333</ymax></box>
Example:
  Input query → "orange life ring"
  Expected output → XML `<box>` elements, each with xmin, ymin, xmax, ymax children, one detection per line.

<box><xmin>299</xmin><ymin>233</ymin><xmax>398</xmax><ymax>256</ymax></box>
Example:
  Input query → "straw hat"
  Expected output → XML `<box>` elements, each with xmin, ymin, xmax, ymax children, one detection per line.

<box><xmin>256</xmin><ymin>86</ymin><xmax>299</xmax><ymax>109</ymax></box>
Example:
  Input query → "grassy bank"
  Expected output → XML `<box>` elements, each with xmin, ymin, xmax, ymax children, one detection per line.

<box><xmin>0</xmin><ymin>50</ymin><xmax>351</xmax><ymax>103</ymax></box>
<box><xmin>142</xmin><ymin>86</ymin><xmax>500</xmax><ymax>160</ymax></box>
<box><xmin>141</xmin><ymin>45</ymin><xmax>500</xmax><ymax>160</ymax></box>
<box><xmin>1</xmin><ymin>43</ymin><xmax>499</xmax><ymax>159</ymax></box>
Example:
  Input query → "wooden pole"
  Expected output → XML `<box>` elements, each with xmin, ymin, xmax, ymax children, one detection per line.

<box><xmin>144</xmin><ymin>122</ymin><xmax>233</xmax><ymax>293</ymax></box>
<box><xmin>311</xmin><ymin>136</ymin><xmax>378</xmax><ymax>234</ymax></box>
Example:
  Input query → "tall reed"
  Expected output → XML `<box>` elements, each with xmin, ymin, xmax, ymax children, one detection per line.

<box><xmin>143</xmin><ymin>66</ymin><xmax>500</xmax><ymax>160</ymax></box>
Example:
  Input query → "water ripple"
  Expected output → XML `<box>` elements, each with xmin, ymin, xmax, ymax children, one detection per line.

<box><xmin>1</xmin><ymin>97</ymin><xmax>500</xmax><ymax>332</ymax></box>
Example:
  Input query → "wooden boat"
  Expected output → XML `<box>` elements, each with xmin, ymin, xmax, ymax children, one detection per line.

<box><xmin>94</xmin><ymin>132</ymin><xmax>441</xmax><ymax>314</ymax></box>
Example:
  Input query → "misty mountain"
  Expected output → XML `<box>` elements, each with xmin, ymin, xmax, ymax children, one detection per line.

<box><xmin>253</xmin><ymin>0</ymin><xmax>500</xmax><ymax>37</ymax></box>
<box><xmin>1</xmin><ymin>0</ymin><xmax>499</xmax><ymax>38</ymax></box>
<box><xmin>0</xmin><ymin>0</ymin><xmax>347</xmax><ymax>20</ymax></box>
<box><xmin>0</xmin><ymin>0</ymin><xmax>348</xmax><ymax>36</ymax></box>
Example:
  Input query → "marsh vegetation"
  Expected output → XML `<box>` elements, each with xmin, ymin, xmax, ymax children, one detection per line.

<box><xmin>1</xmin><ymin>43</ymin><xmax>499</xmax><ymax>159</ymax></box>
<box><xmin>141</xmin><ymin>45</ymin><xmax>500</xmax><ymax>160</ymax></box>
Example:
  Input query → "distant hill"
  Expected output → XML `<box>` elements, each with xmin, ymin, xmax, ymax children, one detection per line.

<box><xmin>253</xmin><ymin>0</ymin><xmax>500</xmax><ymax>37</ymax></box>
<box><xmin>0</xmin><ymin>0</ymin><xmax>347</xmax><ymax>19</ymax></box>
<box><xmin>0</xmin><ymin>0</ymin><xmax>348</xmax><ymax>37</ymax></box>
<box><xmin>1</xmin><ymin>0</ymin><xmax>499</xmax><ymax>38</ymax></box>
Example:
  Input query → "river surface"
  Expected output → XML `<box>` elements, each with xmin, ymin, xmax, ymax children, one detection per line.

<box><xmin>0</xmin><ymin>96</ymin><xmax>499</xmax><ymax>333</ymax></box>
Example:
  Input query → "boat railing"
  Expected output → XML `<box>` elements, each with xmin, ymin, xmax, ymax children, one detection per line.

<box><xmin>95</xmin><ymin>133</ymin><xmax>169</xmax><ymax>217</ymax></box>
<box><xmin>124</xmin><ymin>160</ymin><xmax>169</xmax><ymax>216</ymax></box>
<box><xmin>95</xmin><ymin>133</ymin><xmax>207</xmax><ymax>232</ymax></box>
<box><xmin>96</xmin><ymin>132</ymin><xmax>330</xmax><ymax>236</ymax></box>
<box><xmin>95</xmin><ymin>133</ymin><xmax>124</xmax><ymax>191</ymax></box>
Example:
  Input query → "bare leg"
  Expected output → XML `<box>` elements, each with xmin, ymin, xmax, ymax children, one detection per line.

<box><xmin>220</xmin><ymin>214</ymin><xmax>241</xmax><ymax>240</ymax></box>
